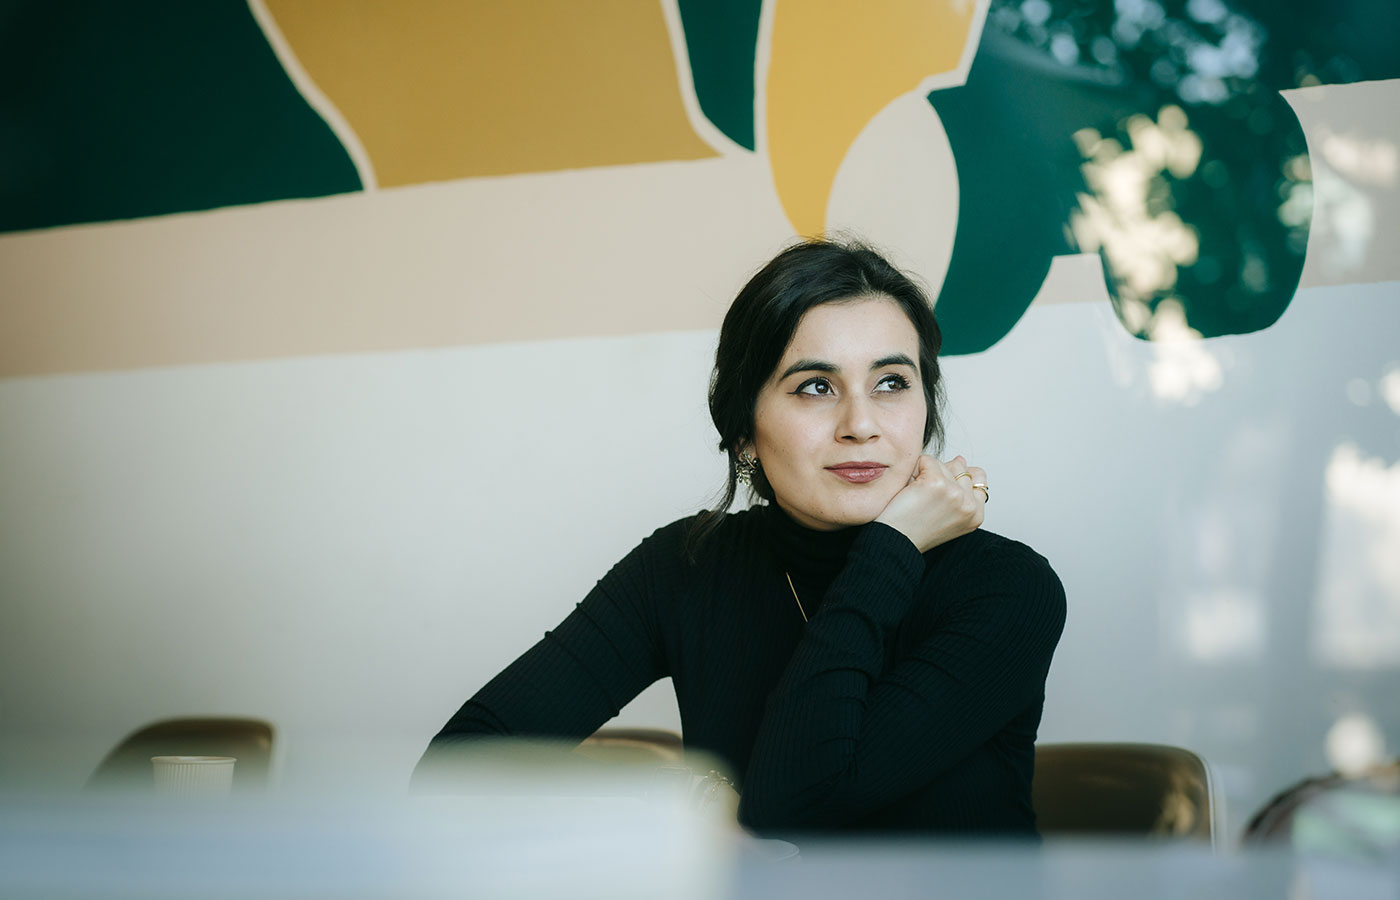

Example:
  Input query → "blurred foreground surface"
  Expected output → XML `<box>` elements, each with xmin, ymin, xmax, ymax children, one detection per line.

<box><xmin>2</xmin><ymin>791</ymin><xmax>1396</xmax><ymax>900</ymax></box>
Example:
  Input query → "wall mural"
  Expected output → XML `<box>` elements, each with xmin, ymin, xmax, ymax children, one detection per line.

<box><xmin>2</xmin><ymin>0</ymin><xmax>1394</xmax><ymax>353</ymax></box>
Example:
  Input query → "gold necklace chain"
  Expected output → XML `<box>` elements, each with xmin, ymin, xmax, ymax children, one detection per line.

<box><xmin>784</xmin><ymin>571</ymin><xmax>808</xmax><ymax>622</ymax></box>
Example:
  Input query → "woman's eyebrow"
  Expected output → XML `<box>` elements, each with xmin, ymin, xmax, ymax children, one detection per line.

<box><xmin>777</xmin><ymin>358</ymin><xmax>838</xmax><ymax>380</ymax></box>
<box><xmin>872</xmin><ymin>353</ymin><xmax>917</xmax><ymax>370</ymax></box>
<box><xmin>778</xmin><ymin>353</ymin><xmax>916</xmax><ymax>382</ymax></box>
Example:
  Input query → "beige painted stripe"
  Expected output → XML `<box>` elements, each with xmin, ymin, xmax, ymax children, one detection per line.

<box><xmin>0</xmin><ymin>158</ymin><xmax>793</xmax><ymax>378</ymax></box>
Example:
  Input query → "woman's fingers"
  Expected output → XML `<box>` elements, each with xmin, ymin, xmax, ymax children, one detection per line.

<box><xmin>878</xmin><ymin>454</ymin><xmax>988</xmax><ymax>552</ymax></box>
<box><xmin>910</xmin><ymin>453</ymin><xmax>941</xmax><ymax>484</ymax></box>
<box><xmin>964</xmin><ymin>465</ymin><xmax>989</xmax><ymax>506</ymax></box>
<box><xmin>942</xmin><ymin>455</ymin><xmax>972</xmax><ymax>483</ymax></box>
<box><xmin>945</xmin><ymin>458</ymin><xmax>988</xmax><ymax>511</ymax></box>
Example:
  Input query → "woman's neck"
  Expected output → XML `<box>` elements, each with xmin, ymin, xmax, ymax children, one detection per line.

<box><xmin>761</xmin><ymin>502</ymin><xmax>860</xmax><ymax>586</ymax></box>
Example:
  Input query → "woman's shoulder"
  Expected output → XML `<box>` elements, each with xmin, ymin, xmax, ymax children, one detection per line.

<box><xmin>630</xmin><ymin>506</ymin><xmax>766</xmax><ymax>561</ymax></box>
<box><xmin>593</xmin><ymin>509</ymin><xmax>764</xmax><ymax>607</ymax></box>
<box><xmin>940</xmin><ymin>529</ymin><xmax>1052</xmax><ymax>571</ymax></box>
<box><xmin>929</xmin><ymin>529</ymin><xmax>1065</xmax><ymax>612</ymax></box>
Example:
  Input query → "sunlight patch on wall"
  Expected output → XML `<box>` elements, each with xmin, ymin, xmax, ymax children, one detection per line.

<box><xmin>1182</xmin><ymin>587</ymin><xmax>1265</xmax><ymax>663</ymax></box>
<box><xmin>1071</xmin><ymin>107</ymin><xmax>1203</xmax><ymax>332</ymax></box>
<box><xmin>1164</xmin><ymin>422</ymin><xmax>1287</xmax><ymax>666</ymax></box>
<box><xmin>1311</xmin><ymin>443</ymin><xmax>1400</xmax><ymax>669</ymax></box>
<box><xmin>1311</xmin><ymin>158</ymin><xmax>1379</xmax><ymax>277</ymax></box>
<box><xmin>1144</xmin><ymin>300</ymin><xmax>1225</xmax><ymax>405</ymax></box>
<box><xmin>1381</xmin><ymin>365</ymin><xmax>1400</xmax><ymax>415</ymax></box>
<box><xmin>1320</xmin><ymin>129</ymin><xmax>1399</xmax><ymax>189</ymax></box>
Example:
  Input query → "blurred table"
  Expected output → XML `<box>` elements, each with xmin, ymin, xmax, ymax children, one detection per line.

<box><xmin>1</xmin><ymin>794</ymin><xmax>1395</xmax><ymax>900</ymax></box>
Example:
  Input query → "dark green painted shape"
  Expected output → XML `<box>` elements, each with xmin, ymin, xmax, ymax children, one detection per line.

<box><xmin>0</xmin><ymin>0</ymin><xmax>361</xmax><ymax>234</ymax></box>
<box><xmin>925</xmin><ymin>34</ymin><xmax>1082</xmax><ymax>356</ymax></box>
<box><xmin>676</xmin><ymin>0</ymin><xmax>761</xmax><ymax>150</ymax></box>
<box><xmin>925</xmin><ymin>0</ymin><xmax>1397</xmax><ymax>354</ymax></box>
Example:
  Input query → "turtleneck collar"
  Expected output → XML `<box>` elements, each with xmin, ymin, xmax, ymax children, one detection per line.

<box><xmin>760</xmin><ymin>502</ymin><xmax>861</xmax><ymax>585</ymax></box>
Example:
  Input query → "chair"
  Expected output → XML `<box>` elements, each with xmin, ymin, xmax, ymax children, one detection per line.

<box><xmin>576</xmin><ymin>727</ymin><xmax>685</xmax><ymax>766</ymax></box>
<box><xmin>86</xmin><ymin>717</ymin><xmax>274</xmax><ymax>793</ymax></box>
<box><xmin>1033</xmin><ymin>742</ymin><xmax>1220</xmax><ymax>845</ymax></box>
<box><xmin>1243</xmin><ymin>758</ymin><xmax>1400</xmax><ymax>848</ymax></box>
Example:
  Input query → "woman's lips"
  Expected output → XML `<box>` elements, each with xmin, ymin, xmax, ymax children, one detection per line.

<box><xmin>825</xmin><ymin>462</ymin><xmax>888</xmax><ymax>484</ymax></box>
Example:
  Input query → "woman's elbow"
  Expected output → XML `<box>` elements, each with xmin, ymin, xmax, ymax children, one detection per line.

<box><xmin>738</xmin><ymin>779</ymin><xmax>846</xmax><ymax>832</ymax></box>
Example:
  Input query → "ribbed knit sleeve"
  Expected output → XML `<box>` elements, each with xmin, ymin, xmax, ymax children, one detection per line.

<box><xmin>410</xmin><ymin>526</ymin><xmax>673</xmax><ymax>789</ymax></box>
<box><xmin>739</xmin><ymin>523</ymin><xmax>1066</xmax><ymax>830</ymax></box>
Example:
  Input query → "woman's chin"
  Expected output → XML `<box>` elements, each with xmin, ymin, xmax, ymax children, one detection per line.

<box><xmin>781</xmin><ymin>493</ymin><xmax>896</xmax><ymax>531</ymax></box>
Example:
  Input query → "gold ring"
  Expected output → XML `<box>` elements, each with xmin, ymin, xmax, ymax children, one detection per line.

<box><xmin>955</xmin><ymin>471</ymin><xmax>973</xmax><ymax>482</ymax></box>
<box><xmin>972</xmin><ymin>483</ymin><xmax>989</xmax><ymax>503</ymax></box>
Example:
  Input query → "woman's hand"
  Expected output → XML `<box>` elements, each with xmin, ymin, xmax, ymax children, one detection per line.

<box><xmin>874</xmin><ymin>455</ymin><xmax>986</xmax><ymax>553</ymax></box>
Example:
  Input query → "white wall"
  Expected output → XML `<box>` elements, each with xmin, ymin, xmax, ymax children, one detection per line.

<box><xmin>4</xmin><ymin>279</ymin><xmax>1398</xmax><ymax>828</ymax></box>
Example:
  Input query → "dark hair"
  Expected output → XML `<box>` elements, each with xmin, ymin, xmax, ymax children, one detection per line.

<box><xmin>689</xmin><ymin>237</ymin><xmax>945</xmax><ymax>552</ymax></box>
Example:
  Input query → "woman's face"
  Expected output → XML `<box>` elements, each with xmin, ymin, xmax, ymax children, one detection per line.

<box><xmin>748</xmin><ymin>296</ymin><xmax>927</xmax><ymax>531</ymax></box>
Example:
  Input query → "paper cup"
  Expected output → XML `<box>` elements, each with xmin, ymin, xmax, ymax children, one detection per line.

<box><xmin>151</xmin><ymin>756</ymin><xmax>236</xmax><ymax>797</ymax></box>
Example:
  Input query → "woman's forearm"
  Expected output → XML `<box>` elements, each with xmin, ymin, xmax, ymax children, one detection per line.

<box><xmin>740</xmin><ymin>526</ymin><xmax>1065</xmax><ymax>830</ymax></box>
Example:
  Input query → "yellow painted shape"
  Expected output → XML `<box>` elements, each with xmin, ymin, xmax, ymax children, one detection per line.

<box><xmin>263</xmin><ymin>0</ymin><xmax>716</xmax><ymax>187</ymax></box>
<box><xmin>766</xmin><ymin>0</ymin><xmax>975</xmax><ymax>235</ymax></box>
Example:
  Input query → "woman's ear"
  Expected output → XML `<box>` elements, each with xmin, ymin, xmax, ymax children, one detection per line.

<box><xmin>735</xmin><ymin>444</ymin><xmax>760</xmax><ymax>487</ymax></box>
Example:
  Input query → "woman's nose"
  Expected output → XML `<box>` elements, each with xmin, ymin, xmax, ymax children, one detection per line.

<box><xmin>837</xmin><ymin>395</ymin><xmax>879</xmax><ymax>442</ymax></box>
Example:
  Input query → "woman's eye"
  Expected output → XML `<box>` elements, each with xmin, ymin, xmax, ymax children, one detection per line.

<box><xmin>874</xmin><ymin>374</ymin><xmax>912</xmax><ymax>392</ymax></box>
<box><xmin>793</xmin><ymin>378</ymin><xmax>833</xmax><ymax>396</ymax></box>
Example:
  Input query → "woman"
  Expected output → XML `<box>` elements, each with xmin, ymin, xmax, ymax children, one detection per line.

<box><xmin>414</xmin><ymin>238</ymin><xmax>1066</xmax><ymax>835</ymax></box>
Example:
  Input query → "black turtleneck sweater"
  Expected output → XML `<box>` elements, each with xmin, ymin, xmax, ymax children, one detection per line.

<box><xmin>417</xmin><ymin>505</ymin><xmax>1066</xmax><ymax>835</ymax></box>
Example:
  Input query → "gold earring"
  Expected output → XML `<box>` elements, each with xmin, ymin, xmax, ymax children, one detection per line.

<box><xmin>736</xmin><ymin>455</ymin><xmax>759</xmax><ymax>486</ymax></box>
